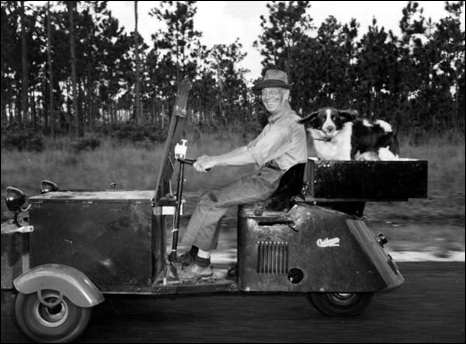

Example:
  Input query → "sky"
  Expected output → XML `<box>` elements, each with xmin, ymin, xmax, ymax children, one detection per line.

<box><xmin>107</xmin><ymin>1</ymin><xmax>465</xmax><ymax>81</ymax></box>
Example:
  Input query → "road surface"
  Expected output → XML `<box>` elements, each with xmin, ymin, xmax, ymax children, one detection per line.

<box><xmin>1</xmin><ymin>262</ymin><xmax>464</xmax><ymax>343</ymax></box>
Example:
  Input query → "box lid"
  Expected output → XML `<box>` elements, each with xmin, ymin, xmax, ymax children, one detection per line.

<box><xmin>29</xmin><ymin>190</ymin><xmax>154</xmax><ymax>203</ymax></box>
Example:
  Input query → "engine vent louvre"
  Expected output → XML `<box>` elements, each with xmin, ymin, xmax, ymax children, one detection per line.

<box><xmin>256</xmin><ymin>241</ymin><xmax>289</xmax><ymax>274</ymax></box>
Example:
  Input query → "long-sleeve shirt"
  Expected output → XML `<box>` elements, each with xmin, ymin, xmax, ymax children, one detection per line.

<box><xmin>247</xmin><ymin>108</ymin><xmax>308</xmax><ymax>171</ymax></box>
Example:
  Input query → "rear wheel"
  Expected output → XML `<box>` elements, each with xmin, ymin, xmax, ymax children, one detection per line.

<box><xmin>307</xmin><ymin>292</ymin><xmax>374</xmax><ymax>317</ymax></box>
<box><xmin>15</xmin><ymin>289</ymin><xmax>91</xmax><ymax>343</ymax></box>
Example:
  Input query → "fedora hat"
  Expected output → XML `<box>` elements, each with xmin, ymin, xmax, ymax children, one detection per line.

<box><xmin>252</xmin><ymin>69</ymin><xmax>293</xmax><ymax>92</ymax></box>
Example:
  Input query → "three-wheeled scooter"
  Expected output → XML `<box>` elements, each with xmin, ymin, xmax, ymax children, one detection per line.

<box><xmin>1</xmin><ymin>78</ymin><xmax>428</xmax><ymax>343</ymax></box>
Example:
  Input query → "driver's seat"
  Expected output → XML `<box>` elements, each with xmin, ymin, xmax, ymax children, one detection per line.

<box><xmin>256</xmin><ymin>163</ymin><xmax>306</xmax><ymax>213</ymax></box>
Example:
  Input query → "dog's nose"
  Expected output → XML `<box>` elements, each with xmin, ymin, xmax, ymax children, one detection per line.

<box><xmin>326</xmin><ymin>126</ymin><xmax>335</xmax><ymax>133</ymax></box>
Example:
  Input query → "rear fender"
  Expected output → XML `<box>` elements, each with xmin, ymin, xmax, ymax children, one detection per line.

<box><xmin>346</xmin><ymin>219</ymin><xmax>404</xmax><ymax>291</ymax></box>
<box><xmin>13</xmin><ymin>264</ymin><xmax>104</xmax><ymax>308</ymax></box>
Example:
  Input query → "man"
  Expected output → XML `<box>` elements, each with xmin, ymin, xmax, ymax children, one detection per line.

<box><xmin>178</xmin><ymin>69</ymin><xmax>308</xmax><ymax>279</ymax></box>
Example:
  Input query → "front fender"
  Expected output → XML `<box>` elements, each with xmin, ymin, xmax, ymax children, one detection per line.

<box><xmin>14</xmin><ymin>264</ymin><xmax>104</xmax><ymax>308</ymax></box>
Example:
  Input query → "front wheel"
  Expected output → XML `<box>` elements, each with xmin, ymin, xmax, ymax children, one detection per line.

<box><xmin>15</xmin><ymin>289</ymin><xmax>92</xmax><ymax>343</ymax></box>
<box><xmin>307</xmin><ymin>292</ymin><xmax>374</xmax><ymax>317</ymax></box>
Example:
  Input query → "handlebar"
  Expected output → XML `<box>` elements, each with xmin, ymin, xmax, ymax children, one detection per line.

<box><xmin>178</xmin><ymin>158</ymin><xmax>210</xmax><ymax>171</ymax></box>
<box><xmin>182</xmin><ymin>158</ymin><xmax>197</xmax><ymax>166</ymax></box>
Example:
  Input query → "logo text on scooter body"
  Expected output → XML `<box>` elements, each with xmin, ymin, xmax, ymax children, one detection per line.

<box><xmin>317</xmin><ymin>237</ymin><xmax>340</xmax><ymax>247</ymax></box>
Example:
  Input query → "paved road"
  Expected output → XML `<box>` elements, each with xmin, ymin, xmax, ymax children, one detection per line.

<box><xmin>1</xmin><ymin>262</ymin><xmax>464</xmax><ymax>343</ymax></box>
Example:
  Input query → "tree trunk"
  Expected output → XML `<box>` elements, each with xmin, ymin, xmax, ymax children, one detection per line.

<box><xmin>68</xmin><ymin>1</ymin><xmax>81</xmax><ymax>137</ymax></box>
<box><xmin>66</xmin><ymin>80</ymin><xmax>71</xmax><ymax>135</ymax></box>
<box><xmin>110</xmin><ymin>101</ymin><xmax>115</xmax><ymax>127</ymax></box>
<box><xmin>87</xmin><ymin>70</ymin><xmax>93</xmax><ymax>132</ymax></box>
<box><xmin>47</xmin><ymin>1</ymin><xmax>55</xmax><ymax>138</ymax></box>
<box><xmin>20</xmin><ymin>0</ymin><xmax>28</xmax><ymax>126</ymax></box>
<box><xmin>30</xmin><ymin>90</ymin><xmax>36</xmax><ymax>127</ymax></box>
<box><xmin>134</xmin><ymin>1</ymin><xmax>142</xmax><ymax>125</ymax></box>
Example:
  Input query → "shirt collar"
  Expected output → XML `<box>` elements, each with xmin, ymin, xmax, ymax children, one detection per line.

<box><xmin>268</xmin><ymin>108</ymin><xmax>292</xmax><ymax>124</ymax></box>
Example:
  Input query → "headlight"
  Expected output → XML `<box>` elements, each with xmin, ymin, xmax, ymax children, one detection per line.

<box><xmin>5</xmin><ymin>187</ymin><xmax>26</xmax><ymax>212</ymax></box>
<box><xmin>41</xmin><ymin>180</ymin><xmax>58</xmax><ymax>193</ymax></box>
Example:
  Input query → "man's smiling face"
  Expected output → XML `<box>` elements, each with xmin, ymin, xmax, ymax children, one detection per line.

<box><xmin>261</xmin><ymin>87</ymin><xmax>287</xmax><ymax>115</ymax></box>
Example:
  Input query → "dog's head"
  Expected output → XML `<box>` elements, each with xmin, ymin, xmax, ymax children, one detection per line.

<box><xmin>299</xmin><ymin>107</ymin><xmax>357</xmax><ymax>139</ymax></box>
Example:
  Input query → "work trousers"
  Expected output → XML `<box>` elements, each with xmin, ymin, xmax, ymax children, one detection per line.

<box><xmin>182</xmin><ymin>167</ymin><xmax>284</xmax><ymax>251</ymax></box>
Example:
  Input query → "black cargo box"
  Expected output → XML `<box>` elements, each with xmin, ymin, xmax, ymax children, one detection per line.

<box><xmin>305</xmin><ymin>158</ymin><xmax>428</xmax><ymax>201</ymax></box>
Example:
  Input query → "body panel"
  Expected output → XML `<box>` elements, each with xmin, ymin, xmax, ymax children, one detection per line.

<box><xmin>28</xmin><ymin>191</ymin><xmax>159</xmax><ymax>289</ymax></box>
<box><xmin>238</xmin><ymin>203</ymin><xmax>403</xmax><ymax>292</ymax></box>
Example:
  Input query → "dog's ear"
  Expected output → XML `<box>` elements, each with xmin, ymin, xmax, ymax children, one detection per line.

<box><xmin>338</xmin><ymin>109</ymin><xmax>358</xmax><ymax>122</ymax></box>
<box><xmin>299</xmin><ymin>111</ymin><xmax>320</xmax><ymax>127</ymax></box>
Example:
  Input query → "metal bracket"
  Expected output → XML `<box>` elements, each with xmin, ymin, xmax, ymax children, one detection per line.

<box><xmin>7</xmin><ymin>225</ymin><xmax>34</xmax><ymax>234</ymax></box>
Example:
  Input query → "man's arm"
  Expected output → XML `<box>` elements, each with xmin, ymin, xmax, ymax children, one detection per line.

<box><xmin>194</xmin><ymin>146</ymin><xmax>256</xmax><ymax>172</ymax></box>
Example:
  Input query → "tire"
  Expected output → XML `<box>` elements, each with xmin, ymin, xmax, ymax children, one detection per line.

<box><xmin>307</xmin><ymin>292</ymin><xmax>374</xmax><ymax>317</ymax></box>
<box><xmin>15</xmin><ymin>289</ymin><xmax>92</xmax><ymax>343</ymax></box>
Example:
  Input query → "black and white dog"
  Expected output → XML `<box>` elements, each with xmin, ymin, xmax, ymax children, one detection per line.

<box><xmin>299</xmin><ymin>107</ymin><xmax>399</xmax><ymax>161</ymax></box>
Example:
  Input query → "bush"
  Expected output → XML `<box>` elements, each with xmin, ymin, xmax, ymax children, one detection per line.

<box><xmin>2</xmin><ymin>129</ymin><xmax>44</xmax><ymax>152</ymax></box>
<box><xmin>69</xmin><ymin>137</ymin><xmax>101</xmax><ymax>152</ymax></box>
<box><xmin>111</xmin><ymin>123</ymin><xmax>168</xmax><ymax>145</ymax></box>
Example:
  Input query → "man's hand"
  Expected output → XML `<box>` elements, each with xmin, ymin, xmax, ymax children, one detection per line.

<box><xmin>194</xmin><ymin>155</ymin><xmax>215</xmax><ymax>172</ymax></box>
